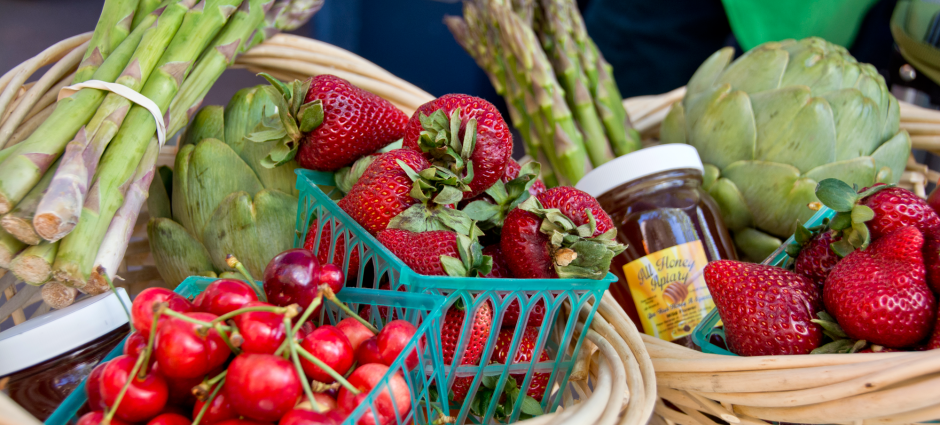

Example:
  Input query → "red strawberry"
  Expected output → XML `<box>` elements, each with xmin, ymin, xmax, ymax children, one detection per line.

<box><xmin>501</xmin><ymin>298</ymin><xmax>546</xmax><ymax>329</ymax></box>
<box><xmin>490</xmin><ymin>327</ymin><xmax>551</xmax><ymax>401</ymax></box>
<box><xmin>303</xmin><ymin>220</ymin><xmax>361</xmax><ymax>278</ymax></box>
<box><xmin>500</xmin><ymin>187</ymin><xmax>623</xmax><ymax>279</ymax></box>
<box><xmin>928</xmin><ymin>307</ymin><xmax>940</xmax><ymax>350</ymax></box>
<box><xmin>250</xmin><ymin>74</ymin><xmax>407</xmax><ymax>171</ymax></box>
<box><xmin>460</xmin><ymin>159</ymin><xmax>544</xmax><ymax>231</ymax></box>
<box><xmin>443</xmin><ymin>301</ymin><xmax>494</xmax><ymax>402</ymax></box>
<box><xmin>504</xmin><ymin>159</ymin><xmax>546</xmax><ymax>197</ymax></box>
<box><xmin>824</xmin><ymin>226</ymin><xmax>937</xmax><ymax>347</ymax></box>
<box><xmin>340</xmin><ymin>149</ymin><xmax>429</xmax><ymax>235</ymax></box>
<box><xmin>403</xmin><ymin>94</ymin><xmax>513</xmax><ymax>199</ymax></box>
<box><xmin>377</xmin><ymin>229</ymin><xmax>492</xmax><ymax>277</ymax></box>
<box><xmin>924</xmin><ymin>234</ymin><xmax>940</xmax><ymax>296</ymax></box>
<box><xmin>703</xmin><ymin>260</ymin><xmax>824</xmax><ymax>356</ymax></box>
<box><xmin>793</xmin><ymin>231</ymin><xmax>841</xmax><ymax>288</ymax></box>
<box><xmin>860</xmin><ymin>185</ymin><xmax>940</xmax><ymax>239</ymax></box>
<box><xmin>481</xmin><ymin>245</ymin><xmax>512</xmax><ymax>279</ymax></box>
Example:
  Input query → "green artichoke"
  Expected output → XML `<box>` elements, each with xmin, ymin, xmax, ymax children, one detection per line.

<box><xmin>661</xmin><ymin>37</ymin><xmax>911</xmax><ymax>261</ymax></box>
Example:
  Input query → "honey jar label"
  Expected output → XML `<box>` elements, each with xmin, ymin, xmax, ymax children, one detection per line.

<box><xmin>621</xmin><ymin>240</ymin><xmax>713</xmax><ymax>341</ymax></box>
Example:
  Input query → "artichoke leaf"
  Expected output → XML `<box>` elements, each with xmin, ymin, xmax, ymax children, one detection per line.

<box><xmin>821</xmin><ymin>89</ymin><xmax>882</xmax><ymax>160</ymax></box>
<box><xmin>716</xmin><ymin>46</ymin><xmax>788</xmax><ymax>94</ymax></box>
<box><xmin>202</xmin><ymin>189</ymin><xmax>298</xmax><ymax>278</ymax></box>
<box><xmin>804</xmin><ymin>157</ymin><xmax>876</xmax><ymax>192</ymax></box>
<box><xmin>733</xmin><ymin>228</ymin><xmax>783</xmax><ymax>263</ymax></box>
<box><xmin>708</xmin><ymin>177</ymin><xmax>753</xmax><ymax>231</ymax></box>
<box><xmin>723</xmin><ymin>161</ymin><xmax>818</xmax><ymax>238</ymax></box>
<box><xmin>881</xmin><ymin>95</ymin><xmax>901</xmax><ymax>143</ymax></box>
<box><xmin>870</xmin><ymin>130</ymin><xmax>912</xmax><ymax>184</ymax></box>
<box><xmin>148</xmin><ymin>218</ymin><xmax>217</xmax><ymax>288</ymax></box>
<box><xmin>839</xmin><ymin>62</ymin><xmax>862</xmax><ymax>91</ymax></box>
<box><xmin>686</xmin><ymin>47</ymin><xmax>734</xmax><ymax>102</ymax></box>
<box><xmin>182</xmin><ymin>139</ymin><xmax>264</xmax><ymax>242</ymax></box>
<box><xmin>781</xmin><ymin>42</ymin><xmax>844</xmax><ymax>94</ymax></box>
<box><xmin>660</xmin><ymin>102</ymin><xmax>686</xmax><ymax>145</ymax></box>
<box><xmin>148</xmin><ymin>172</ymin><xmax>172</xmax><ymax>220</ymax></box>
<box><xmin>751</xmin><ymin>88</ymin><xmax>836</xmax><ymax>172</ymax></box>
<box><xmin>854</xmin><ymin>72</ymin><xmax>886</xmax><ymax>116</ymax></box>
<box><xmin>686</xmin><ymin>84</ymin><xmax>756</xmax><ymax>169</ymax></box>
<box><xmin>702</xmin><ymin>164</ymin><xmax>720</xmax><ymax>190</ymax></box>
<box><xmin>180</xmin><ymin>106</ymin><xmax>225</xmax><ymax>147</ymax></box>
<box><xmin>172</xmin><ymin>144</ymin><xmax>195</xmax><ymax>236</ymax></box>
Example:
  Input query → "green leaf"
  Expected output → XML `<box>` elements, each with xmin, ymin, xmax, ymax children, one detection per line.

<box><xmin>851</xmin><ymin>205</ymin><xmax>875</xmax><ymax>224</ymax></box>
<box><xmin>815</xmin><ymin>178</ymin><xmax>859</xmax><ymax>212</ymax></box>
<box><xmin>485</xmin><ymin>180</ymin><xmax>510</xmax><ymax>204</ymax></box>
<box><xmin>849</xmin><ymin>340</ymin><xmax>867</xmax><ymax>353</ymax></box>
<box><xmin>434</xmin><ymin>185</ymin><xmax>464</xmax><ymax>205</ymax></box>
<box><xmin>481</xmin><ymin>375</ymin><xmax>499</xmax><ymax>390</ymax></box>
<box><xmin>785</xmin><ymin>242</ymin><xmax>802</xmax><ymax>258</ymax></box>
<box><xmin>298</xmin><ymin>100</ymin><xmax>324</xmax><ymax>133</ymax></box>
<box><xmin>811</xmin><ymin>339</ymin><xmax>856</xmax><ymax>354</ymax></box>
<box><xmin>462</xmin><ymin>200</ymin><xmax>500</xmax><ymax>222</ymax></box>
<box><xmin>852</xmin><ymin>221</ymin><xmax>871</xmax><ymax>249</ymax></box>
<box><xmin>441</xmin><ymin>255</ymin><xmax>469</xmax><ymax>277</ymax></box>
<box><xmin>257</xmin><ymin>73</ymin><xmax>291</xmax><ymax>97</ymax></box>
<box><xmin>794</xmin><ymin>221</ymin><xmax>811</xmax><ymax>244</ymax></box>
<box><xmin>829</xmin><ymin>211</ymin><xmax>853</xmax><ymax>231</ymax></box>
<box><xmin>462</xmin><ymin>117</ymin><xmax>477</xmax><ymax>160</ymax></box>
<box><xmin>810</xmin><ymin>319</ymin><xmax>848</xmax><ymax>338</ymax></box>
<box><xmin>830</xmin><ymin>238</ymin><xmax>856</xmax><ymax>258</ymax></box>
<box><xmin>520</xmin><ymin>395</ymin><xmax>544</xmax><ymax>415</ymax></box>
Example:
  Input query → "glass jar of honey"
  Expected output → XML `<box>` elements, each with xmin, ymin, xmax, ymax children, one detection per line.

<box><xmin>576</xmin><ymin>145</ymin><xmax>736</xmax><ymax>347</ymax></box>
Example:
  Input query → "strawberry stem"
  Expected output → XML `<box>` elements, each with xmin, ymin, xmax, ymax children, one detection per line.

<box><xmin>225</xmin><ymin>254</ymin><xmax>266</xmax><ymax>302</ymax></box>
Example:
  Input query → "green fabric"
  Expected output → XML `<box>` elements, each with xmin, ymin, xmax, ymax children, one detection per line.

<box><xmin>721</xmin><ymin>0</ymin><xmax>880</xmax><ymax>50</ymax></box>
<box><xmin>891</xmin><ymin>0</ymin><xmax>940</xmax><ymax>85</ymax></box>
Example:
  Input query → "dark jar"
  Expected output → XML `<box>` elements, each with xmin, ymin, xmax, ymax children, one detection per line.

<box><xmin>0</xmin><ymin>288</ymin><xmax>131</xmax><ymax>420</ymax></box>
<box><xmin>576</xmin><ymin>144</ymin><xmax>736</xmax><ymax>347</ymax></box>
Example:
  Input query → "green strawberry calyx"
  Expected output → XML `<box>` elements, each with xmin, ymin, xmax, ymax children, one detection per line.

<box><xmin>417</xmin><ymin>107</ymin><xmax>477</xmax><ymax>182</ymax></box>
<box><xmin>814</xmin><ymin>178</ymin><xmax>893</xmax><ymax>257</ymax></box>
<box><xmin>783</xmin><ymin>218</ymin><xmax>831</xmax><ymax>259</ymax></box>
<box><xmin>519</xmin><ymin>197</ymin><xmax>626</xmax><ymax>280</ymax></box>
<box><xmin>334</xmin><ymin>154</ymin><xmax>377</xmax><ymax>194</ymax></box>
<box><xmin>246</xmin><ymin>73</ymin><xmax>325</xmax><ymax>169</ymax></box>
<box><xmin>468</xmin><ymin>374</ymin><xmax>544</xmax><ymax>421</ymax></box>
<box><xmin>809</xmin><ymin>311</ymin><xmax>868</xmax><ymax>354</ymax></box>
<box><xmin>462</xmin><ymin>161</ymin><xmax>542</xmax><ymax>230</ymax></box>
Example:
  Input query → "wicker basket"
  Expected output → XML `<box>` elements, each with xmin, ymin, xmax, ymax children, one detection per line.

<box><xmin>623</xmin><ymin>88</ymin><xmax>940</xmax><ymax>425</ymax></box>
<box><xmin>0</xmin><ymin>33</ymin><xmax>657</xmax><ymax>425</ymax></box>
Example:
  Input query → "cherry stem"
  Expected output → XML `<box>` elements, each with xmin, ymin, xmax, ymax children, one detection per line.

<box><xmin>98</xmin><ymin>265</ymin><xmax>130</xmax><ymax>323</ymax></box>
<box><xmin>215</xmin><ymin>321</ymin><xmax>241</xmax><ymax>355</ymax></box>
<box><xmin>284</xmin><ymin>315</ymin><xmax>325</xmax><ymax>413</ymax></box>
<box><xmin>105</xmin><ymin>353</ymin><xmax>145</xmax><ymax>423</ymax></box>
<box><xmin>294</xmin><ymin>345</ymin><xmax>360</xmax><ymax>395</ymax></box>
<box><xmin>322</xmin><ymin>286</ymin><xmax>378</xmax><ymax>334</ymax></box>
<box><xmin>207</xmin><ymin>370</ymin><xmax>227</xmax><ymax>387</ymax></box>
<box><xmin>192</xmin><ymin>378</ymin><xmax>224</xmax><ymax>425</ymax></box>
<box><xmin>209</xmin><ymin>305</ymin><xmax>294</xmax><ymax>326</ymax></box>
<box><xmin>225</xmin><ymin>254</ymin><xmax>266</xmax><ymax>302</ymax></box>
<box><xmin>137</xmin><ymin>304</ymin><xmax>164</xmax><ymax>379</ymax></box>
<box><xmin>273</xmin><ymin>297</ymin><xmax>323</xmax><ymax>357</ymax></box>
<box><xmin>161</xmin><ymin>308</ymin><xmax>232</xmax><ymax>332</ymax></box>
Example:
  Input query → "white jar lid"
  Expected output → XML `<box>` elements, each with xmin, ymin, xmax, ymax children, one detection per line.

<box><xmin>0</xmin><ymin>288</ymin><xmax>131</xmax><ymax>377</ymax></box>
<box><xmin>575</xmin><ymin>144</ymin><xmax>704</xmax><ymax>198</ymax></box>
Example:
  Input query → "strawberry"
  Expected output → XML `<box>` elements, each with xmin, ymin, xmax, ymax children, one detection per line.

<box><xmin>249</xmin><ymin>74</ymin><xmax>407</xmax><ymax>171</ymax></box>
<box><xmin>376</xmin><ymin>229</ymin><xmax>492</xmax><ymax>277</ymax></box>
<box><xmin>501</xmin><ymin>299</ymin><xmax>546</xmax><ymax>329</ymax></box>
<box><xmin>703</xmin><ymin>260</ymin><xmax>824</xmax><ymax>356</ymax></box>
<box><xmin>490</xmin><ymin>327</ymin><xmax>551</xmax><ymax>401</ymax></box>
<box><xmin>787</xmin><ymin>224</ymin><xmax>841</xmax><ymax>288</ymax></box>
<box><xmin>859</xmin><ymin>184</ymin><xmax>940</xmax><ymax>239</ymax></box>
<box><xmin>403</xmin><ymin>94</ymin><xmax>513</xmax><ymax>199</ymax></box>
<box><xmin>500</xmin><ymin>187</ymin><xmax>624</xmax><ymax>279</ymax></box>
<box><xmin>504</xmin><ymin>159</ymin><xmax>547</xmax><ymax>197</ymax></box>
<box><xmin>928</xmin><ymin>308</ymin><xmax>940</xmax><ymax>350</ymax></box>
<box><xmin>824</xmin><ymin>226</ymin><xmax>937</xmax><ymax>347</ymax></box>
<box><xmin>303</xmin><ymin>220</ymin><xmax>360</xmax><ymax>277</ymax></box>
<box><xmin>461</xmin><ymin>160</ymin><xmax>543</xmax><ymax>231</ymax></box>
<box><xmin>442</xmin><ymin>301</ymin><xmax>494</xmax><ymax>402</ymax></box>
<box><xmin>340</xmin><ymin>149</ymin><xmax>429</xmax><ymax>235</ymax></box>
<box><xmin>481</xmin><ymin>245</ymin><xmax>512</xmax><ymax>279</ymax></box>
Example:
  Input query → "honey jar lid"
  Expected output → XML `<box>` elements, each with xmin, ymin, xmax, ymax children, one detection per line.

<box><xmin>575</xmin><ymin>144</ymin><xmax>704</xmax><ymax>198</ymax></box>
<box><xmin>0</xmin><ymin>288</ymin><xmax>130</xmax><ymax>377</ymax></box>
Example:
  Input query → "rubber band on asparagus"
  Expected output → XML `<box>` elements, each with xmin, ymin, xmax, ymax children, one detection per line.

<box><xmin>225</xmin><ymin>254</ymin><xmax>266</xmax><ymax>302</ymax></box>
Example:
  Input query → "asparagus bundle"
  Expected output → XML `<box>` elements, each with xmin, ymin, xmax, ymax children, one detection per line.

<box><xmin>445</xmin><ymin>0</ymin><xmax>640</xmax><ymax>185</ymax></box>
<box><xmin>0</xmin><ymin>0</ymin><xmax>322</xmax><ymax>296</ymax></box>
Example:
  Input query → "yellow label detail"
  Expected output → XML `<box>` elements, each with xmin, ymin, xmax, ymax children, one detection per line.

<box><xmin>622</xmin><ymin>240</ymin><xmax>713</xmax><ymax>342</ymax></box>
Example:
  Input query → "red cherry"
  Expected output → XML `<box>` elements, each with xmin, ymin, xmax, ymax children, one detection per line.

<box><xmin>319</xmin><ymin>263</ymin><xmax>344</xmax><ymax>295</ymax></box>
<box><xmin>100</xmin><ymin>355</ymin><xmax>168</xmax><ymax>422</ymax></box>
<box><xmin>355</xmin><ymin>337</ymin><xmax>384</xmax><ymax>365</ymax></box>
<box><xmin>86</xmin><ymin>362</ymin><xmax>107</xmax><ymax>410</ymax></box>
<box><xmin>146</xmin><ymin>413</ymin><xmax>192</xmax><ymax>425</ymax></box>
<box><xmin>279</xmin><ymin>408</ymin><xmax>339</xmax><ymax>425</ymax></box>
<box><xmin>311</xmin><ymin>392</ymin><xmax>339</xmax><ymax>412</ymax></box>
<box><xmin>124</xmin><ymin>331</ymin><xmax>149</xmax><ymax>359</ymax></box>
<box><xmin>299</xmin><ymin>326</ymin><xmax>354</xmax><ymax>383</ymax></box>
<box><xmin>214</xmin><ymin>420</ymin><xmax>271</xmax><ymax>425</ymax></box>
<box><xmin>158</xmin><ymin>404</ymin><xmax>190</xmax><ymax>416</ymax></box>
<box><xmin>194</xmin><ymin>279</ymin><xmax>259</xmax><ymax>316</ymax></box>
<box><xmin>264</xmin><ymin>249</ymin><xmax>322</xmax><ymax>312</ymax></box>
<box><xmin>225</xmin><ymin>354</ymin><xmax>302</xmax><ymax>422</ymax></box>
<box><xmin>77</xmin><ymin>411</ymin><xmax>130</xmax><ymax>425</ymax></box>
<box><xmin>161</xmin><ymin>371</ymin><xmax>204</xmax><ymax>407</ymax></box>
<box><xmin>232</xmin><ymin>301</ymin><xmax>287</xmax><ymax>355</ymax></box>
<box><xmin>338</xmin><ymin>364</ymin><xmax>410</xmax><ymax>425</ymax></box>
<box><xmin>155</xmin><ymin>312</ymin><xmax>230</xmax><ymax>378</ymax></box>
<box><xmin>376</xmin><ymin>320</ymin><xmax>418</xmax><ymax>368</ymax></box>
<box><xmin>132</xmin><ymin>288</ymin><xmax>194</xmax><ymax>334</ymax></box>
<box><xmin>336</xmin><ymin>317</ymin><xmax>375</xmax><ymax>351</ymax></box>
<box><xmin>193</xmin><ymin>390</ymin><xmax>237</xmax><ymax>425</ymax></box>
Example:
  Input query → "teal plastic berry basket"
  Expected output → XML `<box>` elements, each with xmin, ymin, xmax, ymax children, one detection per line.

<box><xmin>691</xmin><ymin>206</ymin><xmax>837</xmax><ymax>355</ymax></box>
<box><xmin>295</xmin><ymin>169</ymin><xmax>614</xmax><ymax>424</ymax></box>
<box><xmin>47</xmin><ymin>276</ymin><xmax>449</xmax><ymax>425</ymax></box>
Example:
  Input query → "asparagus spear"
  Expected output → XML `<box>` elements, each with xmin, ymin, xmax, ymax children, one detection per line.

<box><xmin>54</xmin><ymin>0</ymin><xmax>274</xmax><ymax>285</ymax></box>
<box><xmin>0</xmin><ymin>228</ymin><xmax>26</xmax><ymax>269</ymax></box>
<box><xmin>87</xmin><ymin>140</ymin><xmax>158</xmax><ymax>293</ymax></box>
<box><xmin>73</xmin><ymin>0</ymin><xmax>140</xmax><ymax>84</ymax></box>
<box><xmin>132</xmin><ymin>0</ymin><xmax>165</xmax><ymax>29</ymax></box>
<box><xmin>0</xmin><ymin>5</ymin><xmax>163</xmax><ymax>214</ymax></box>
<box><xmin>34</xmin><ymin>0</ymin><xmax>239</xmax><ymax>242</ymax></box>
<box><xmin>1</xmin><ymin>158</ymin><xmax>60</xmax><ymax>245</ymax></box>
<box><xmin>11</xmin><ymin>241</ymin><xmax>58</xmax><ymax>285</ymax></box>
